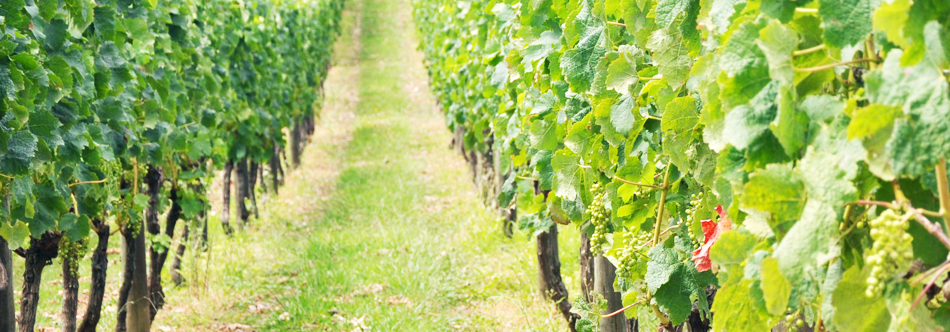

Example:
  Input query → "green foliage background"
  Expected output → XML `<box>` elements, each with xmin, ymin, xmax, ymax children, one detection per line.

<box><xmin>0</xmin><ymin>0</ymin><xmax>343</xmax><ymax>246</ymax></box>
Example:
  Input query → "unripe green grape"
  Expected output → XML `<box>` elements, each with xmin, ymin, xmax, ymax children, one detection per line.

<box><xmin>864</xmin><ymin>209</ymin><xmax>914</xmax><ymax>296</ymax></box>
<box><xmin>587</xmin><ymin>188</ymin><xmax>611</xmax><ymax>255</ymax></box>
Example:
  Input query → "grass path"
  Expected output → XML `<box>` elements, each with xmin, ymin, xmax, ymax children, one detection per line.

<box><xmin>149</xmin><ymin>0</ymin><xmax>581</xmax><ymax>330</ymax></box>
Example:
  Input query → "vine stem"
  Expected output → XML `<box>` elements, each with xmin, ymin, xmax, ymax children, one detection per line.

<box><xmin>601</xmin><ymin>300</ymin><xmax>645</xmax><ymax>318</ymax></box>
<box><xmin>516</xmin><ymin>175</ymin><xmax>538</xmax><ymax>181</ymax></box>
<box><xmin>70</xmin><ymin>193</ymin><xmax>79</xmax><ymax>217</ymax></box>
<box><xmin>636</xmin><ymin>224</ymin><xmax>681</xmax><ymax>249</ymax></box>
<box><xmin>652</xmin><ymin>167</ymin><xmax>672</xmax><ymax>245</ymax></box>
<box><xmin>795</xmin><ymin>58</ymin><xmax>876</xmax><ymax>72</ymax></box>
<box><xmin>793</xmin><ymin>44</ymin><xmax>826</xmax><ymax>56</ymax></box>
<box><xmin>902</xmin><ymin>200</ymin><xmax>950</xmax><ymax>250</ymax></box>
<box><xmin>612</xmin><ymin>176</ymin><xmax>661</xmax><ymax>189</ymax></box>
<box><xmin>795</xmin><ymin>8</ymin><xmax>818</xmax><ymax>13</ymax></box>
<box><xmin>133</xmin><ymin>157</ymin><xmax>139</xmax><ymax>194</ymax></box>
<box><xmin>69</xmin><ymin>179</ymin><xmax>108</xmax><ymax>187</ymax></box>
<box><xmin>911</xmin><ymin>260</ymin><xmax>950</xmax><ymax>310</ymax></box>
<box><xmin>935</xmin><ymin>158</ymin><xmax>950</xmax><ymax>234</ymax></box>
<box><xmin>647</xmin><ymin>166</ymin><xmax>673</xmax><ymax>328</ymax></box>
<box><xmin>607</xmin><ymin>22</ymin><xmax>626</xmax><ymax>27</ymax></box>
<box><xmin>850</xmin><ymin>200</ymin><xmax>943</xmax><ymax>218</ymax></box>
<box><xmin>892</xmin><ymin>180</ymin><xmax>950</xmax><ymax>250</ymax></box>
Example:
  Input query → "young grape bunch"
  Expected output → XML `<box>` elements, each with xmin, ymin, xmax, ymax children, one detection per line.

<box><xmin>686</xmin><ymin>192</ymin><xmax>703</xmax><ymax>246</ymax></box>
<box><xmin>588</xmin><ymin>183</ymin><xmax>610</xmax><ymax>255</ymax></box>
<box><xmin>865</xmin><ymin>209</ymin><xmax>914</xmax><ymax>296</ymax></box>
<box><xmin>616</xmin><ymin>231</ymin><xmax>651</xmax><ymax>280</ymax></box>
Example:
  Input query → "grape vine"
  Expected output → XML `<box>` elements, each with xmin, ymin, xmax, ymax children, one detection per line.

<box><xmin>413</xmin><ymin>0</ymin><xmax>950</xmax><ymax>331</ymax></box>
<box><xmin>0</xmin><ymin>0</ymin><xmax>343</xmax><ymax>330</ymax></box>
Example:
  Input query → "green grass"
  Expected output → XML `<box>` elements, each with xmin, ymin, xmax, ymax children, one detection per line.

<box><xmin>22</xmin><ymin>0</ymin><xmax>583</xmax><ymax>330</ymax></box>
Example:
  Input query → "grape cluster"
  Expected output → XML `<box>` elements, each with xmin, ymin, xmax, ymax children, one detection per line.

<box><xmin>686</xmin><ymin>192</ymin><xmax>703</xmax><ymax>244</ymax></box>
<box><xmin>632</xmin><ymin>185</ymin><xmax>654</xmax><ymax>200</ymax></box>
<box><xmin>588</xmin><ymin>183</ymin><xmax>610</xmax><ymax>255</ymax></box>
<box><xmin>865</xmin><ymin>209</ymin><xmax>914</xmax><ymax>296</ymax></box>
<box><xmin>616</xmin><ymin>231</ymin><xmax>651</xmax><ymax>280</ymax></box>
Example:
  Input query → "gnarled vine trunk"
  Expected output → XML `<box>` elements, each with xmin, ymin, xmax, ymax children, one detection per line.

<box><xmin>170</xmin><ymin>224</ymin><xmax>188</xmax><ymax>286</ymax></box>
<box><xmin>595</xmin><ymin>255</ymin><xmax>625</xmax><ymax>332</ymax></box>
<box><xmin>120</xmin><ymin>166</ymin><xmax>161</xmax><ymax>332</ymax></box>
<box><xmin>271</xmin><ymin>142</ymin><xmax>281</xmax><ymax>194</ymax></box>
<box><xmin>62</xmin><ymin>242</ymin><xmax>80</xmax><ymax>332</ymax></box>
<box><xmin>235</xmin><ymin>157</ymin><xmax>250</xmax><ymax>225</ymax></box>
<box><xmin>221</xmin><ymin>160</ymin><xmax>234</xmax><ymax>235</ymax></box>
<box><xmin>123</xmin><ymin>222</ymin><xmax>149</xmax><ymax>332</ymax></box>
<box><xmin>579</xmin><ymin>232</ymin><xmax>595</xmax><ymax>303</ymax></box>
<box><xmin>19</xmin><ymin>232</ymin><xmax>61</xmax><ymax>332</ymax></box>
<box><xmin>77</xmin><ymin>220</ymin><xmax>109</xmax><ymax>332</ymax></box>
<box><xmin>0</xmin><ymin>237</ymin><xmax>14</xmax><ymax>332</ymax></box>
<box><xmin>536</xmin><ymin>225</ymin><xmax>579</xmax><ymax>332</ymax></box>
<box><xmin>258</xmin><ymin>161</ymin><xmax>267</xmax><ymax>194</ymax></box>
<box><xmin>248</xmin><ymin>161</ymin><xmax>259</xmax><ymax>219</ymax></box>
<box><xmin>148</xmin><ymin>185</ymin><xmax>182</xmax><ymax>321</ymax></box>
<box><xmin>290</xmin><ymin>120</ymin><xmax>301</xmax><ymax>168</ymax></box>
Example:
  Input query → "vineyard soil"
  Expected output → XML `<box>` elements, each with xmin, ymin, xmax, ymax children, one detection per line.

<box><xmin>14</xmin><ymin>0</ymin><xmax>582</xmax><ymax>330</ymax></box>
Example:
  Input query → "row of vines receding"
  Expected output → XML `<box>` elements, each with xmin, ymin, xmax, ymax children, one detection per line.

<box><xmin>412</xmin><ymin>0</ymin><xmax>950</xmax><ymax>331</ymax></box>
<box><xmin>0</xmin><ymin>0</ymin><xmax>343</xmax><ymax>330</ymax></box>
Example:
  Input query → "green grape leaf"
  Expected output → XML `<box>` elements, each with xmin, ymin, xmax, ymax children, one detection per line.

<box><xmin>529</xmin><ymin>118</ymin><xmax>559</xmax><ymax>151</ymax></box>
<box><xmin>818</xmin><ymin>0</ymin><xmax>875</xmax><ymax>48</ymax></box>
<box><xmin>773</xmin><ymin>200</ymin><xmax>837</xmax><ymax>283</ymax></box>
<box><xmin>646</xmin><ymin>28</ymin><xmax>691</xmax><ymax>89</ymax></box>
<box><xmin>552</xmin><ymin>150</ymin><xmax>594</xmax><ymax>201</ymax></box>
<box><xmin>755</xmin><ymin>20</ymin><xmax>798</xmax><ymax>85</ymax></box>
<box><xmin>740</xmin><ymin>163</ymin><xmax>806</xmax><ymax>227</ymax></box>
<box><xmin>724</xmin><ymin>81</ymin><xmax>778</xmax><ymax>150</ymax></box>
<box><xmin>610</xmin><ymin>95</ymin><xmax>636</xmax><ymax>136</ymax></box>
<box><xmin>647</xmin><ymin>245</ymin><xmax>716</xmax><ymax>325</ymax></box>
<box><xmin>662</xmin><ymin>96</ymin><xmax>700</xmax><ymax>170</ymax></box>
<box><xmin>0</xmin><ymin>220</ymin><xmax>31</xmax><ymax>250</ymax></box>
<box><xmin>655</xmin><ymin>0</ymin><xmax>691</xmax><ymax>28</ymax></box>
<box><xmin>565</xmin><ymin>114</ymin><xmax>596</xmax><ymax>155</ymax></box>
<box><xmin>863</xmin><ymin>22</ymin><xmax>950</xmax><ymax>177</ymax></box>
<box><xmin>832</xmin><ymin>266</ymin><xmax>890</xmax><ymax>332</ymax></box>
<box><xmin>646</xmin><ymin>245</ymin><xmax>680</xmax><ymax>292</ymax></box>
<box><xmin>769</xmin><ymin>84</ymin><xmax>807</xmax><ymax>156</ymax></box>
<box><xmin>711</xmin><ymin>279</ymin><xmax>773</xmax><ymax>332</ymax></box>
<box><xmin>759</xmin><ymin>257</ymin><xmax>791</xmax><ymax>316</ymax></box>
<box><xmin>28</xmin><ymin>109</ymin><xmax>63</xmax><ymax>149</ymax></box>
<box><xmin>800</xmin><ymin>95</ymin><xmax>844</xmax><ymax>123</ymax></box>
<box><xmin>44</xmin><ymin>19</ymin><xmax>69</xmax><ymax>51</ymax></box>
<box><xmin>709</xmin><ymin>229</ymin><xmax>757</xmax><ymax>267</ymax></box>
<box><xmin>11</xmin><ymin>53</ymin><xmax>40</xmax><ymax>71</ymax></box>
<box><xmin>561</xmin><ymin>1</ymin><xmax>606</xmax><ymax>93</ymax></box>
<box><xmin>761</xmin><ymin>0</ymin><xmax>799</xmax><ymax>23</ymax></box>
<box><xmin>1</xmin><ymin>131</ymin><xmax>37</xmax><ymax>175</ymax></box>
<box><xmin>605</xmin><ymin>52</ymin><xmax>638</xmax><ymax>92</ymax></box>
<box><xmin>797</xmin><ymin>148</ymin><xmax>857</xmax><ymax>208</ymax></box>
<box><xmin>872</xmin><ymin>0</ymin><xmax>911</xmax><ymax>48</ymax></box>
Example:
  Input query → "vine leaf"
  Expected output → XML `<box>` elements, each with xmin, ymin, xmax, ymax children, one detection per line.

<box><xmin>709</xmin><ymin>229</ymin><xmax>757</xmax><ymax>267</ymax></box>
<box><xmin>832</xmin><ymin>266</ymin><xmax>890</xmax><ymax>332</ymax></box>
<box><xmin>0</xmin><ymin>220</ymin><xmax>31</xmax><ymax>250</ymax></box>
<box><xmin>561</xmin><ymin>0</ymin><xmax>606</xmax><ymax>93</ymax></box>
<box><xmin>646</xmin><ymin>28</ymin><xmax>691</xmax><ymax>89</ymax></box>
<box><xmin>759</xmin><ymin>257</ymin><xmax>790</xmax><ymax>316</ymax></box>
<box><xmin>818</xmin><ymin>0</ymin><xmax>876</xmax><ymax>48</ymax></box>
<box><xmin>711</xmin><ymin>279</ymin><xmax>773</xmax><ymax>331</ymax></box>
